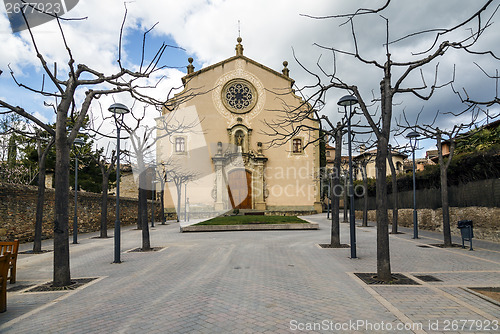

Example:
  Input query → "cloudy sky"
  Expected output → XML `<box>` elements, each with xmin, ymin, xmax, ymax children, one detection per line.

<box><xmin>1</xmin><ymin>0</ymin><xmax>499</xmax><ymax>158</ymax></box>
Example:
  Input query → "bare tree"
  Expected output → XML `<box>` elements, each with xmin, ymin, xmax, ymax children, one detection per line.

<box><xmin>94</xmin><ymin>146</ymin><xmax>117</xmax><ymax>239</ymax></box>
<box><xmin>0</xmin><ymin>116</ymin><xmax>54</xmax><ymax>252</ymax></box>
<box><xmin>329</xmin><ymin>122</ymin><xmax>345</xmax><ymax>247</ymax></box>
<box><xmin>400</xmin><ymin>107</ymin><xmax>493</xmax><ymax>247</ymax></box>
<box><xmin>355</xmin><ymin>145</ymin><xmax>375</xmax><ymax>228</ymax></box>
<box><xmin>122</xmin><ymin>101</ymin><xmax>199</xmax><ymax>249</ymax></box>
<box><xmin>0</xmin><ymin>11</ymin><xmax>172</xmax><ymax>286</ymax></box>
<box><xmin>33</xmin><ymin>129</ymin><xmax>55</xmax><ymax>252</ymax></box>
<box><xmin>166</xmin><ymin>165</ymin><xmax>199</xmax><ymax>223</ymax></box>
<box><xmin>386</xmin><ymin>143</ymin><xmax>406</xmax><ymax>234</ymax></box>
<box><xmin>267</xmin><ymin>1</ymin><xmax>498</xmax><ymax>281</ymax></box>
<box><xmin>453</xmin><ymin>64</ymin><xmax>500</xmax><ymax>107</ymax></box>
<box><xmin>124</xmin><ymin>120</ymin><xmax>156</xmax><ymax>251</ymax></box>
<box><xmin>155</xmin><ymin>164</ymin><xmax>169</xmax><ymax>224</ymax></box>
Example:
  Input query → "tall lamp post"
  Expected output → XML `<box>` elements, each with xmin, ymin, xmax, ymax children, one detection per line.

<box><xmin>406</xmin><ymin>130</ymin><xmax>420</xmax><ymax>239</ymax></box>
<box><xmin>184</xmin><ymin>183</ymin><xmax>188</xmax><ymax>222</ymax></box>
<box><xmin>72</xmin><ymin>137</ymin><xmax>84</xmax><ymax>244</ymax></box>
<box><xmin>152</xmin><ymin>178</ymin><xmax>159</xmax><ymax>228</ymax></box>
<box><xmin>108</xmin><ymin>102</ymin><xmax>130</xmax><ymax>263</ymax></box>
<box><xmin>338</xmin><ymin>95</ymin><xmax>358</xmax><ymax>259</ymax></box>
<box><xmin>326</xmin><ymin>176</ymin><xmax>331</xmax><ymax>219</ymax></box>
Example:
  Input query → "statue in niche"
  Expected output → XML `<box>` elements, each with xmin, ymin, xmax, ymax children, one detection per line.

<box><xmin>235</xmin><ymin>131</ymin><xmax>244</xmax><ymax>152</ymax></box>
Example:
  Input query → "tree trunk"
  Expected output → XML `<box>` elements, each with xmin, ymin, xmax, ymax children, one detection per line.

<box><xmin>137</xmin><ymin>189</ymin><xmax>143</xmax><ymax>230</ymax></box>
<box><xmin>139</xmin><ymin>171</ymin><xmax>151</xmax><ymax>251</ymax></box>
<box><xmin>343</xmin><ymin>175</ymin><xmax>348</xmax><ymax>223</ymax></box>
<box><xmin>330</xmin><ymin>127</ymin><xmax>342</xmax><ymax>247</ymax></box>
<box><xmin>100</xmin><ymin>173</ymin><xmax>109</xmax><ymax>238</ymax></box>
<box><xmin>375</xmin><ymin>74</ymin><xmax>392</xmax><ymax>282</ymax></box>
<box><xmin>387</xmin><ymin>153</ymin><xmax>399</xmax><ymax>234</ymax></box>
<box><xmin>33</xmin><ymin>159</ymin><xmax>47</xmax><ymax>253</ymax></box>
<box><xmin>53</xmin><ymin>106</ymin><xmax>71</xmax><ymax>287</ymax></box>
<box><xmin>176</xmin><ymin>183</ymin><xmax>182</xmax><ymax>222</ymax></box>
<box><xmin>159</xmin><ymin>186</ymin><xmax>165</xmax><ymax>224</ymax></box>
<box><xmin>391</xmin><ymin>175</ymin><xmax>398</xmax><ymax>234</ymax></box>
<box><xmin>375</xmin><ymin>136</ymin><xmax>391</xmax><ymax>281</ymax></box>
<box><xmin>34</xmin><ymin>138</ymin><xmax>54</xmax><ymax>253</ymax></box>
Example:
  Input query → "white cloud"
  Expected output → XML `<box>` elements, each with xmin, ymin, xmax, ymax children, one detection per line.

<box><xmin>0</xmin><ymin>0</ymin><xmax>499</xmax><ymax>156</ymax></box>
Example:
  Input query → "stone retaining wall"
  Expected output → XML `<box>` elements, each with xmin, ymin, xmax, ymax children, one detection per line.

<box><xmin>355</xmin><ymin>207</ymin><xmax>500</xmax><ymax>242</ymax></box>
<box><xmin>0</xmin><ymin>183</ymin><xmax>174</xmax><ymax>242</ymax></box>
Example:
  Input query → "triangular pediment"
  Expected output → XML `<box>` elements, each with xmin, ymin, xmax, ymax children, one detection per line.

<box><xmin>182</xmin><ymin>54</ymin><xmax>294</xmax><ymax>86</ymax></box>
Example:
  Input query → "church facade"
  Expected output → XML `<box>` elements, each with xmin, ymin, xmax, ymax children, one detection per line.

<box><xmin>156</xmin><ymin>38</ymin><xmax>321</xmax><ymax>217</ymax></box>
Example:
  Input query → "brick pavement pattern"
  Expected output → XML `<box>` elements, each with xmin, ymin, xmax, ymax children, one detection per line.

<box><xmin>0</xmin><ymin>214</ymin><xmax>499</xmax><ymax>333</ymax></box>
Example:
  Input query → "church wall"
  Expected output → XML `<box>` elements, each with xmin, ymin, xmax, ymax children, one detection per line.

<box><xmin>157</xmin><ymin>49</ymin><xmax>321</xmax><ymax>214</ymax></box>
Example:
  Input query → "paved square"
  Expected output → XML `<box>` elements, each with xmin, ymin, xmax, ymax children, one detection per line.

<box><xmin>1</xmin><ymin>214</ymin><xmax>499</xmax><ymax>333</ymax></box>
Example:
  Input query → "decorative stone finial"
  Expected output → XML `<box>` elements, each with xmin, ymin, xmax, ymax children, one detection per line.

<box><xmin>217</xmin><ymin>141</ymin><xmax>223</xmax><ymax>155</ymax></box>
<box><xmin>187</xmin><ymin>57</ymin><xmax>194</xmax><ymax>74</ymax></box>
<box><xmin>257</xmin><ymin>142</ymin><xmax>263</xmax><ymax>155</ymax></box>
<box><xmin>282</xmin><ymin>61</ymin><xmax>289</xmax><ymax>77</ymax></box>
<box><xmin>235</xmin><ymin>37</ymin><xmax>244</xmax><ymax>56</ymax></box>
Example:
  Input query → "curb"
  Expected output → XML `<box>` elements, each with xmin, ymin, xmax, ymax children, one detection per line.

<box><xmin>180</xmin><ymin>223</ymin><xmax>319</xmax><ymax>232</ymax></box>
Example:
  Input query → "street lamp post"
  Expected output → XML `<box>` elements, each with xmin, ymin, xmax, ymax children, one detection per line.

<box><xmin>184</xmin><ymin>183</ymin><xmax>188</xmax><ymax>222</ymax></box>
<box><xmin>330</xmin><ymin>172</ymin><xmax>334</xmax><ymax>226</ymax></box>
<box><xmin>407</xmin><ymin>130</ymin><xmax>420</xmax><ymax>239</ymax></box>
<box><xmin>324</xmin><ymin>174</ymin><xmax>331</xmax><ymax>219</ymax></box>
<box><xmin>72</xmin><ymin>137</ymin><xmax>84</xmax><ymax>244</ymax></box>
<box><xmin>108</xmin><ymin>102</ymin><xmax>130</xmax><ymax>264</ymax></box>
<box><xmin>152</xmin><ymin>178</ymin><xmax>159</xmax><ymax>228</ymax></box>
<box><xmin>338</xmin><ymin>95</ymin><xmax>358</xmax><ymax>259</ymax></box>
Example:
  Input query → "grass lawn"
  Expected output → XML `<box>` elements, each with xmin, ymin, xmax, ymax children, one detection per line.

<box><xmin>195</xmin><ymin>215</ymin><xmax>307</xmax><ymax>226</ymax></box>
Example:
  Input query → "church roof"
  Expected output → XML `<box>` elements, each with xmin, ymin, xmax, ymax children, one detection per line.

<box><xmin>181</xmin><ymin>37</ymin><xmax>295</xmax><ymax>86</ymax></box>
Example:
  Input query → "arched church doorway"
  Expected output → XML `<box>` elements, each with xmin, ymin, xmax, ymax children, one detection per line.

<box><xmin>228</xmin><ymin>169</ymin><xmax>252</xmax><ymax>209</ymax></box>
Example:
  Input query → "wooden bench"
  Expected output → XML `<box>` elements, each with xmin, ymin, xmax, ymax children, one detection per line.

<box><xmin>0</xmin><ymin>240</ymin><xmax>19</xmax><ymax>284</ymax></box>
<box><xmin>0</xmin><ymin>252</ymin><xmax>12</xmax><ymax>312</ymax></box>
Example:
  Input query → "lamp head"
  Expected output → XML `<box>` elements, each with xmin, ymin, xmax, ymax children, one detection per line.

<box><xmin>74</xmin><ymin>137</ymin><xmax>84</xmax><ymax>145</ymax></box>
<box><xmin>108</xmin><ymin>103</ymin><xmax>130</xmax><ymax>115</ymax></box>
<box><xmin>337</xmin><ymin>95</ymin><xmax>358</xmax><ymax>107</ymax></box>
<box><xmin>406</xmin><ymin>131</ymin><xmax>420</xmax><ymax>139</ymax></box>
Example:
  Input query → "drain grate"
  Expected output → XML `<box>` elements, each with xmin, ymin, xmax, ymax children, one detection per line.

<box><xmin>318</xmin><ymin>244</ymin><xmax>350</xmax><ymax>249</ymax></box>
<box><xmin>354</xmin><ymin>273</ymin><xmax>420</xmax><ymax>285</ymax></box>
<box><xmin>429</xmin><ymin>243</ymin><xmax>462</xmax><ymax>248</ymax></box>
<box><xmin>415</xmin><ymin>275</ymin><xmax>442</xmax><ymax>282</ymax></box>
<box><xmin>126</xmin><ymin>246</ymin><xmax>166</xmax><ymax>253</ymax></box>
<box><xmin>417</xmin><ymin>245</ymin><xmax>432</xmax><ymax>248</ymax></box>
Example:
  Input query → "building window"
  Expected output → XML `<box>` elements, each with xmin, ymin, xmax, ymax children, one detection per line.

<box><xmin>175</xmin><ymin>137</ymin><xmax>185</xmax><ymax>153</ymax></box>
<box><xmin>396</xmin><ymin>161</ymin><xmax>403</xmax><ymax>173</ymax></box>
<box><xmin>292</xmin><ymin>138</ymin><xmax>303</xmax><ymax>154</ymax></box>
<box><xmin>326</xmin><ymin>151</ymin><xmax>330</xmax><ymax>157</ymax></box>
